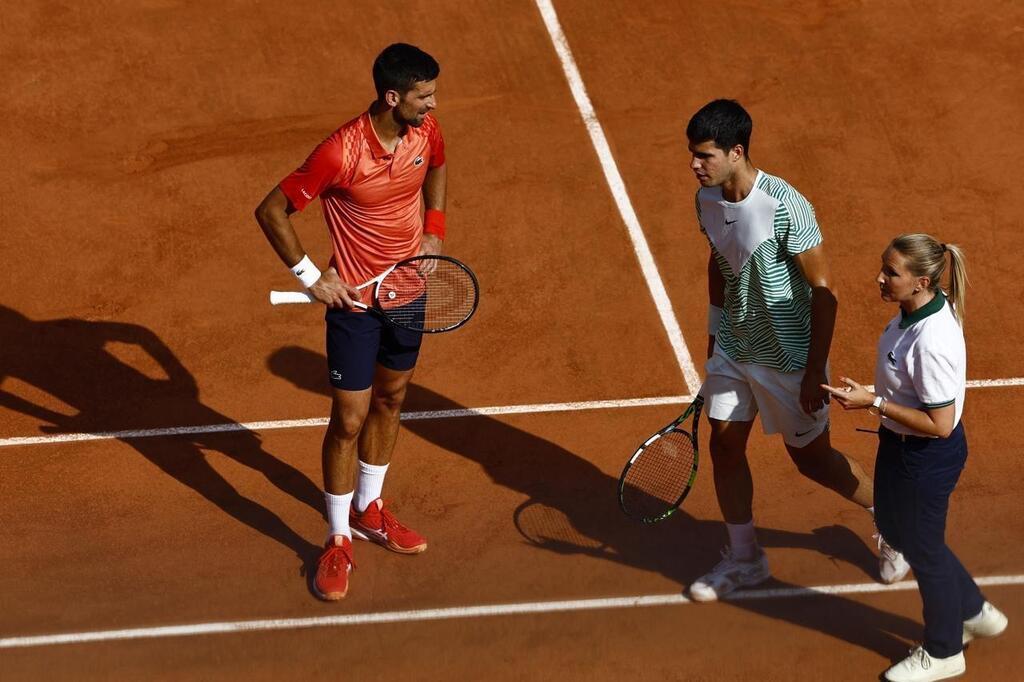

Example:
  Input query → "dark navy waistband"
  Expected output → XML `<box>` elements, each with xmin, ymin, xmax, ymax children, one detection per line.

<box><xmin>879</xmin><ymin>421</ymin><xmax>963</xmax><ymax>444</ymax></box>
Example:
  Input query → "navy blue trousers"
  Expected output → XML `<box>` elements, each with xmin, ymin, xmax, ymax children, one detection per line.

<box><xmin>874</xmin><ymin>422</ymin><xmax>984</xmax><ymax>658</ymax></box>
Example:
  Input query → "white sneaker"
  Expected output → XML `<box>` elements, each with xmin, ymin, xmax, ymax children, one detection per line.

<box><xmin>876</xmin><ymin>532</ymin><xmax>911</xmax><ymax>584</ymax></box>
<box><xmin>688</xmin><ymin>547</ymin><xmax>770</xmax><ymax>602</ymax></box>
<box><xmin>963</xmin><ymin>601</ymin><xmax>1008</xmax><ymax>645</ymax></box>
<box><xmin>883</xmin><ymin>646</ymin><xmax>965</xmax><ymax>681</ymax></box>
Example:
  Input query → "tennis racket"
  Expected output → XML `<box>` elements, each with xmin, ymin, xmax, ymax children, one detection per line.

<box><xmin>270</xmin><ymin>255</ymin><xmax>479</xmax><ymax>334</ymax></box>
<box><xmin>617</xmin><ymin>392</ymin><xmax>704</xmax><ymax>524</ymax></box>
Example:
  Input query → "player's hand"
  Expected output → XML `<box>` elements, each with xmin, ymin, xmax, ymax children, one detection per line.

<box><xmin>820</xmin><ymin>376</ymin><xmax>874</xmax><ymax>410</ymax></box>
<box><xmin>417</xmin><ymin>234</ymin><xmax>443</xmax><ymax>274</ymax></box>
<box><xmin>308</xmin><ymin>267</ymin><xmax>362</xmax><ymax>309</ymax></box>
<box><xmin>800</xmin><ymin>368</ymin><xmax>830</xmax><ymax>414</ymax></box>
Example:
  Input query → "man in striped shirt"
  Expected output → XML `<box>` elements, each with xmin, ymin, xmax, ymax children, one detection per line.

<box><xmin>684</xmin><ymin>99</ymin><xmax>907</xmax><ymax>602</ymax></box>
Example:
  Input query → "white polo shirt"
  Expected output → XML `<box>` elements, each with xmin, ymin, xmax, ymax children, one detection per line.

<box><xmin>874</xmin><ymin>292</ymin><xmax>965</xmax><ymax>437</ymax></box>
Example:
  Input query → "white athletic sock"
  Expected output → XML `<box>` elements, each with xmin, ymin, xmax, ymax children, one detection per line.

<box><xmin>324</xmin><ymin>491</ymin><xmax>353</xmax><ymax>540</ymax></box>
<box><xmin>726</xmin><ymin>521</ymin><xmax>759</xmax><ymax>561</ymax></box>
<box><xmin>354</xmin><ymin>460</ymin><xmax>390</xmax><ymax>513</ymax></box>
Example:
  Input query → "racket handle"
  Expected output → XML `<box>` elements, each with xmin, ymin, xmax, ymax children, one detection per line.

<box><xmin>268</xmin><ymin>291</ymin><xmax>373</xmax><ymax>308</ymax></box>
<box><xmin>269</xmin><ymin>290</ymin><xmax>315</xmax><ymax>305</ymax></box>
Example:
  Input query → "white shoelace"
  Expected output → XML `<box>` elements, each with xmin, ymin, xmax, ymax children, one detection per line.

<box><xmin>906</xmin><ymin>647</ymin><xmax>931</xmax><ymax>671</ymax></box>
<box><xmin>874</xmin><ymin>532</ymin><xmax>900</xmax><ymax>560</ymax></box>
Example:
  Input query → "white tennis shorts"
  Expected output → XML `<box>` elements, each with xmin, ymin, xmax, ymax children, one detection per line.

<box><xmin>703</xmin><ymin>345</ymin><xmax>829</xmax><ymax>448</ymax></box>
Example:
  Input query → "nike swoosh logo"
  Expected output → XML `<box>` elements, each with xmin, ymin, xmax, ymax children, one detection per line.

<box><xmin>795</xmin><ymin>428</ymin><xmax>814</xmax><ymax>437</ymax></box>
<box><xmin>725</xmin><ymin>219</ymin><xmax>738</xmax><ymax>225</ymax></box>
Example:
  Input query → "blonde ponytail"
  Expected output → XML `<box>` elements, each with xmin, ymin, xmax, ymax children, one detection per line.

<box><xmin>944</xmin><ymin>242</ymin><xmax>968</xmax><ymax>325</ymax></box>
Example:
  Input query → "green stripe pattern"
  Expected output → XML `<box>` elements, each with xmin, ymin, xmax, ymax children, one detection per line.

<box><xmin>698</xmin><ymin>172</ymin><xmax>823</xmax><ymax>372</ymax></box>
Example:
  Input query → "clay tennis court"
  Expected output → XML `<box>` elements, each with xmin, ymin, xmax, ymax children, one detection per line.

<box><xmin>2</xmin><ymin>1</ymin><xmax>1022</xmax><ymax>679</ymax></box>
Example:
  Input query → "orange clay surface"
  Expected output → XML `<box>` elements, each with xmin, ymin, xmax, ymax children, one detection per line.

<box><xmin>2</xmin><ymin>1</ymin><xmax>1022</xmax><ymax>680</ymax></box>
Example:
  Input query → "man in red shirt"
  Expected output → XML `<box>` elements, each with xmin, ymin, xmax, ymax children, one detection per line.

<box><xmin>255</xmin><ymin>43</ymin><xmax>447</xmax><ymax>601</ymax></box>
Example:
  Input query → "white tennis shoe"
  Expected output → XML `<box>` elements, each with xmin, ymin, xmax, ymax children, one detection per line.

<box><xmin>883</xmin><ymin>646</ymin><xmax>965</xmax><ymax>681</ymax></box>
<box><xmin>876</xmin><ymin>533</ymin><xmax>911</xmax><ymax>584</ymax></box>
<box><xmin>963</xmin><ymin>601</ymin><xmax>1008</xmax><ymax>645</ymax></box>
<box><xmin>689</xmin><ymin>547</ymin><xmax>770</xmax><ymax>602</ymax></box>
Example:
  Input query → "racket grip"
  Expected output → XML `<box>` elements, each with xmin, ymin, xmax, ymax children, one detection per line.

<box><xmin>269</xmin><ymin>290</ymin><xmax>316</xmax><ymax>305</ymax></box>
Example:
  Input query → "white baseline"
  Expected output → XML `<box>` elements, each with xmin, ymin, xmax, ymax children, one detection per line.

<box><xmin>2</xmin><ymin>378</ymin><xmax>1023</xmax><ymax>448</ymax></box>
<box><xmin>2</xmin><ymin>575</ymin><xmax>1022</xmax><ymax>650</ymax></box>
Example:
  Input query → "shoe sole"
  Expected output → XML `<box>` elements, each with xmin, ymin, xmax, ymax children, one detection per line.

<box><xmin>963</xmin><ymin>617</ymin><xmax>1008</xmax><ymax>645</ymax></box>
<box><xmin>879</xmin><ymin>568</ymin><xmax>912</xmax><ymax>585</ymax></box>
<box><xmin>351</xmin><ymin>526</ymin><xmax>427</xmax><ymax>554</ymax></box>
<box><xmin>689</xmin><ymin>572</ymin><xmax>771</xmax><ymax>603</ymax></box>
<box><xmin>314</xmin><ymin>586</ymin><xmax>347</xmax><ymax>601</ymax></box>
<box><xmin>313</xmin><ymin>576</ymin><xmax>349</xmax><ymax>601</ymax></box>
<box><xmin>883</xmin><ymin>667</ymin><xmax>965</xmax><ymax>681</ymax></box>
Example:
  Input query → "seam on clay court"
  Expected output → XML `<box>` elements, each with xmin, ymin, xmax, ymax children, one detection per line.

<box><xmin>2</xmin><ymin>575</ymin><xmax>1022</xmax><ymax>650</ymax></box>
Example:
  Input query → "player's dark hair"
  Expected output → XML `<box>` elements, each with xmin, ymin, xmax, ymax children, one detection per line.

<box><xmin>686</xmin><ymin>99</ymin><xmax>753</xmax><ymax>156</ymax></box>
<box><xmin>372</xmin><ymin>43</ymin><xmax>440</xmax><ymax>99</ymax></box>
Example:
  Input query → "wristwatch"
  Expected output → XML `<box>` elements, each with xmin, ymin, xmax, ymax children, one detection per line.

<box><xmin>868</xmin><ymin>395</ymin><xmax>886</xmax><ymax>416</ymax></box>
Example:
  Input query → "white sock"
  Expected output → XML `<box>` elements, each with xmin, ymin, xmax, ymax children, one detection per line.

<box><xmin>324</xmin><ymin>491</ymin><xmax>353</xmax><ymax>540</ymax></box>
<box><xmin>354</xmin><ymin>460</ymin><xmax>390</xmax><ymax>513</ymax></box>
<box><xmin>726</xmin><ymin>521</ymin><xmax>759</xmax><ymax>561</ymax></box>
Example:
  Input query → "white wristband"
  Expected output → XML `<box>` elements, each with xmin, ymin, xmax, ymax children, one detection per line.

<box><xmin>708</xmin><ymin>305</ymin><xmax>724</xmax><ymax>335</ymax></box>
<box><xmin>291</xmin><ymin>255</ymin><xmax>321</xmax><ymax>289</ymax></box>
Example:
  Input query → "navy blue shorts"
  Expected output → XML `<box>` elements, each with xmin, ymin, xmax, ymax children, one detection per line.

<box><xmin>325</xmin><ymin>308</ymin><xmax>422</xmax><ymax>391</ymax></box>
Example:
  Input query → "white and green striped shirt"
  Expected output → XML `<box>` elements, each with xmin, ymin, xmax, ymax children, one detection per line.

<box><xmin>697</xmin><ymin>170</ymin><xmax>822</xmax><ymax>372</ymax></box>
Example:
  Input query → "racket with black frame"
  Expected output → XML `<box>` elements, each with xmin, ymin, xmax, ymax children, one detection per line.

<box><xmin>617</xmin><ymin>392</ymin><xmax>704</xmax><ymax>524</ymax></box>
<box><xmin>270</xmin><ymin>255</ymin><xmax>479</xmax><ymax>334</ymax></box>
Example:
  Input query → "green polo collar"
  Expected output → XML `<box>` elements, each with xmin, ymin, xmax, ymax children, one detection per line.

<box><xmin>899</xmin><ymin>291</ymin><xmax>947</xmax><ymax>329</ymax></box>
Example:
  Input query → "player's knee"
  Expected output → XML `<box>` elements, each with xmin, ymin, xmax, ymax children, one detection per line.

<box><xmin>332</xmin><ymin>416</ymin><xmax>365</xmax><ymax>442</ymax></box>
<box><xmin>371</xmin><ymin>386</ymin><xmax>406</xmax><ymax>414</ymax></box>
<box><xmin>326</xmin><ymin>403</ymin><xmax>369</xmax><ymax>441</ymax></box>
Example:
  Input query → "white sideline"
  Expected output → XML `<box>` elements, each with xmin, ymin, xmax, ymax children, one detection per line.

<box><xmin>2</xmin><ymin>377</ymin><xmax>1024</xmax><ymax>448</ymax></box>
<box><xmin>2</xmin><ymin>575</ymin><xmax>1022</xmax><ymax>650</ymax></box>
<box><xmin>533</xmin><ymin>0</ymin><xmax>702</xmax><ymax>393</ymax></box>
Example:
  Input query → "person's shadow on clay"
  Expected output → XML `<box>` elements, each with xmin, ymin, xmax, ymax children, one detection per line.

<box><xmin>268</xmin><ymin>344</ymin><xmax>922</xmax><ymax>657</ymax></box>
<box><xmin>0</xmin><ymin>306</ymin><xmax>323</xmax><ymax>568</ymax></box>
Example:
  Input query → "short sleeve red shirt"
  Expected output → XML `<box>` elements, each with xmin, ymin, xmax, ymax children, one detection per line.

<box><xmin>279</xmin><ymin>111</ymin><xmax>445</xmax><ymax>289</ymax></box>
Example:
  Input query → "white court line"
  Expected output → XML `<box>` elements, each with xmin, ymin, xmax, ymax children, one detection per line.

<box><xmin>533</xmin><ymin>0</ymin><xmax>702</xmax><ymax>393</ymax></box>
<box><xmin>2</xmin><ymin>575</ymin><xmax>1022</xmax><ymax>650</ymax></box>
<box><xmin>3</xmin><ymin>377</ymin><xmax>1024</xmax><ymax>448</ymax></box>
<box><xmin>0</xmin><ymin>395</ymin><xmax>692</xmax><ymax>448</ymax></box>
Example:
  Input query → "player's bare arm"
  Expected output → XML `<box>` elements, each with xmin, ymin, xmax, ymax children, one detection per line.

<box><xmin>792</xmin><ymin>243</ymin><xmax>838</xmax><ymax>413</ymax></box>
<box><xmin>707</xmin><ymin>252</ymin><xmax>725</xmax><ymax>359</ymax></box>
<box><xmin>254</xmin><ymin>186</ymin><xmax>361</xmax><ymax>309</ymax></box>
<box><xmin>419</xmin><ymin>162</ymin><xmax>447</xmax><ymax>259</ymax></box>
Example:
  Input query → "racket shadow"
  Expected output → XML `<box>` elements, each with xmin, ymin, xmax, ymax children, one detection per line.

<box><xmin>267</xmin><ymin>344</ymin><xmax>921</xmax><ymax>657</ymax></box>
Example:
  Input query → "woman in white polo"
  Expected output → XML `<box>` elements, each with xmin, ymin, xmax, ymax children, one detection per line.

<box><xmin>822</xmin><ymin>234</ymin><xmax>1007</xmax><ymax>682</ymax></box>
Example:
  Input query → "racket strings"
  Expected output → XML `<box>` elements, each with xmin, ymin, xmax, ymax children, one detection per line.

<box><xmin>379</xmin><ymin>259</ymin><xmax>477</xmax><ymax>332</ymax></box>
<box><xmin>620</xmin><ymin>430</ymin><xmax>696</xmax><ymax>520</ymax></box>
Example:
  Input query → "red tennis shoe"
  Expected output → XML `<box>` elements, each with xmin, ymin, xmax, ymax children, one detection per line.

<box><xmin>314</xmin><ymin>535</ymin><xmax>355</xmax><ymax>601</ymax></box>
<box><xmin>350</xmin><ymin>499</ymin><xmax>428</xmax><ymax>554</ymax></box>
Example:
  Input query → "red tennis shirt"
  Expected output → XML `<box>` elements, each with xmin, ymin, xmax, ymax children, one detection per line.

<box><xmin>279</xmin><ymin>110</ymin><xmax>445</xmax><ymax>289</ymax></box>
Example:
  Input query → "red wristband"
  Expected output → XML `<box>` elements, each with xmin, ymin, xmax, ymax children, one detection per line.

<box><xmin>424</xmin><ymin>209</ymin><xmax>446</xmax><ymax>239</ymax></box>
